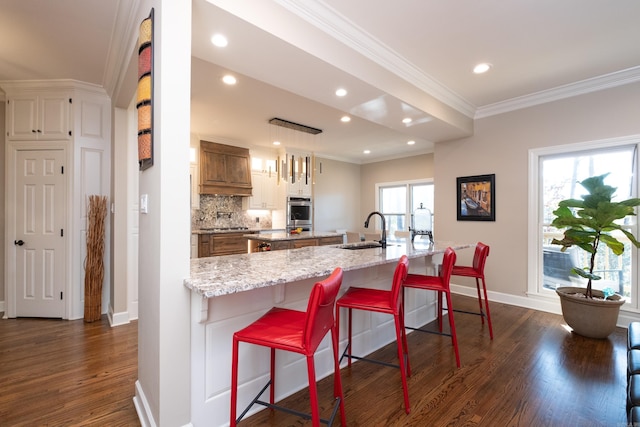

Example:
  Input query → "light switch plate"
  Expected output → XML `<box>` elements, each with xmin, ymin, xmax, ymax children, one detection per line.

<box><xmin>140</xmin><ymin>194</ymin><xmax>148</xmax><ymax>214</ymax></box>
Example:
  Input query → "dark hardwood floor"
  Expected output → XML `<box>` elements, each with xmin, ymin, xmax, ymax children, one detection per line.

<box><xmin>239</xmin><ymin>294</ymin><xmax>629</xmax><ymax>427</ymax></box>
<box><xmin>0</xmin><ymin>315</ymin><xmax>140</xmax><ymax>426</ymax></box>
<box><xmin>0</xmin><ymin>294</ymin><xmax>629</xmax><ymax>426</ymax></box>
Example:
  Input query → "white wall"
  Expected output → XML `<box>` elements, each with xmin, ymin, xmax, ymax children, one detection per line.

<box><xmin>435</xmin><ymin>82</ymin><xmax>640</xmax><ymax>304</ymax></box>
<box><xmin>313</xmin><ymin>157</ymin><xmax>361</xmax><ymax>232</ymax></box>
<box><xmin>127</xmin><ymin>1</ymin><xmax>192</xmax><ymax>426</ymax></box>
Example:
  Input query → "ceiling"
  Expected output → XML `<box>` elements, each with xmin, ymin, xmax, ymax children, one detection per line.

<box><xmin>2</xmin><ymin>0</ymin><xmax>639</xmax><ymax>163</ymax></box>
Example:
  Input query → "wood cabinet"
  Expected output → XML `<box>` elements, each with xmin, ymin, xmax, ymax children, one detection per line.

<box><xmin>319</xmin><ymin>236</ymin><xmax>344</xmax><ymax>245</ymax></box>
<box><xmin>262</xmin><ymin>235</ymin><xmax>343</xmax><ymax>252</ymax></box>
<box><xmin>269</xmin><ymin>241</ymin><xmax>292</xmax><ymax>251</ymax></box>
<box><xmin>199</xmin><ymin>141</ymin><xmax>252</xmax><ymax>196</ymax></box>
<box><xmin>6</xmin><ymin>92</ymin><xmax>71</xmax><ymax>140</ymax></box>
<box><xmin>293</xmin><ymin>238</ymin><xmax>318</xmax><ymax>248</ymax></box>
<box><xmin>198</xmin><ymin>231</ymin><xmax>257</xmax><ymax>257</ymax></box>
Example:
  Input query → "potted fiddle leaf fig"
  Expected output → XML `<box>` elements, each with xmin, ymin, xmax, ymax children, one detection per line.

<box><xmin>550</xmin><ymin>173</ymin><xmax>640</xmax><ymax>338</ymax></box>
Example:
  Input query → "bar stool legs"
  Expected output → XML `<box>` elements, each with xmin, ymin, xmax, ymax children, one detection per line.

<box><xmin>336</xmin><ymin>256</ymin><xmax>411</xmax><ymax>414</ymax></box>
<box><xmin>451</xmin><ymin>242</ymin><xmax>493</xmax><ymax>339</ymax></box>
<box><xmin>230</xmin><ymin>268</ymin><xmax>346</xmax><ymax>426</ymax></box>
<box><xmin>403</xmin><ymin>247</ymin><xmax>461</xmax><ymax>368</ymax></box>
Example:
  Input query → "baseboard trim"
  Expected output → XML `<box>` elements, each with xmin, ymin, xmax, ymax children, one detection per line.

<box><xmin>450</xmin><ymin>282</ymin><xmax>640</xmax><ymax>329</ymax></box>
<box><xmin>108</xmin><ymin>305</ymin><xmax>132</xmax><ymax>327</ymax></box>
<box><xmin>134</xmin><ymin>380</ymin><xmax>156</xmax><ymax>427</ymax></box>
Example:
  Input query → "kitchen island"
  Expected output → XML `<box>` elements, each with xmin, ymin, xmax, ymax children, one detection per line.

<box><xmin>185</xmin><ymin>240</ymin><xmax>472</xmax><ymax>427</ymax></box>
<box><xmin>244</xmin><ymin>230</ymin><xmax>344</xmax><ymax>251</ymax></box>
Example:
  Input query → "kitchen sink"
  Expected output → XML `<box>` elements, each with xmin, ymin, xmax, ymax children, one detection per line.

<box><xmin>339</xmin><ymin>242</ymin><xmax>384</xmax><ymax>250</ymax></box>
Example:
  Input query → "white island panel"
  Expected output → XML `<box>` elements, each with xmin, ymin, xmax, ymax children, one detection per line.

<box><xmin>188</xmin><ymin>241</ymin><xmax>472</xmax><ymax>427</ymax></box>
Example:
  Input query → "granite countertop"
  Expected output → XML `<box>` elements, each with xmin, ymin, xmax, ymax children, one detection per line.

<box><xmin>185</xmin><ymin>240</ymin><xmax>473</xmax><ymax>298</ymax></box>
<box><xmin>244</xmin><ymin>231</ymin><xmax>344</xmax><ymax>241</ymax></box>
<box><xmin>192</xmin><ymin>228</ymin><xmax>280</xmax><ymax>235</ymax></box>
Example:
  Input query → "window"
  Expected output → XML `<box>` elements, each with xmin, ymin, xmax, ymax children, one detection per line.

<box><xmin>376</xmin><ymin>180</ymin><xmax>434</xmax><ymax>241</ymax></box>
<box><xmin>528</xmin><ymin>136</ymin><xmax>640</xmax><ymax>308</ymax></box>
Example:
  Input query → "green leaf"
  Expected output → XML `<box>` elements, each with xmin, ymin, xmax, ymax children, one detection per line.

<box><xmin>549</xmin><ymin>173</ymin><xmax>640</xmax><ymax>299</ymax></box>
<box><xmin>572</xmin><ymin>267</ymin><xmax>601</xmax><ymax>281</ymax></box>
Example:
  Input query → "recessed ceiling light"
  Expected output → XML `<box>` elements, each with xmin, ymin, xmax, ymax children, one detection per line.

<box><xmin>473</xmin><ymin>63</ymin><xmax>492</xmax><ymax>74</ymax></box>
<box><xmin>335</xmin><ymin>88</ymin><xmax>347</xmax><ymax>97</ymax></box>
<box><xmin>211</xmin><ymin>34</ymin><xmax>228</xmax><ymax>47</ymax></box>
<box><xmin>407</xmin><ymin>140</ymin><xmax>415</xmax><ymax>145</ymax></box>
<box><xmin>363</xmin><ymin>150</ymin><xmax>371</xmax><ymax>154</ymax></box>
<box><xmin>273</xmin><ymin>141</ymin><xmax>281</xmax><ymax>146</ymax></box>
<box><xmin>402</xmin><ymin>118</ymin><xmax>412</xmax><ymax>124</ymax></box>
<box><xmin>222</xmin><ymin>75</ymin><xmax>237</xmax><ymax>85</ymax></box>
<box><xmin>341</xmin><ymin>116</ymin><xmax>351</xmax><ymax>122</ymax></box>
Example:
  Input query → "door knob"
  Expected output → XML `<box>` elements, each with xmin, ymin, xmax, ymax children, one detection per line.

<box><xmin>14</xmin><ymin>240</ymin><xmax>24</xmax><ymax>246</ymax></box>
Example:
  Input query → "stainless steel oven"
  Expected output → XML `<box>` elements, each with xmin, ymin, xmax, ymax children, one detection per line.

<box><xmin>286</xmin><ymin>197</ymin><xmax>312</xmax><ymax>231</ymax></box>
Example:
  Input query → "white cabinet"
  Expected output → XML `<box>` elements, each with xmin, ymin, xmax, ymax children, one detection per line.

<box><xmin>244</xmin><ymin>170</ymin><xmax>279</xmax><ymax>209</ymax></box>
<box><xmin>287</xmin><ymin>176</ymin><xmax>312</xmax><ymax>197</ymax></box>
<box><xmin>283</xmin><ymin>152</ymin><xmax>312</xmax><ymax>196</ymax></box>
<box><xmin>190</xmin><ymin>234</ymin><xmax>198</xmax><ymax>258</ymax></box>
<box><xmin>244</xmin><ymin>150</ymin><xmax>280</xmax><ymax>210</ymax></box>
<box><xmin>6</xmin><ymin>92</ymin><xmax>71</xmax><ymax>140</ymax></box>
<box><xmin>2</xmin><ymin>80</ymin><xmax>111</xmax><ymax>320</ymax></box>
<box><xmin>190</xmin><ymin>163</ymin><xmax>200</xmax><ymax>209</ymax></box>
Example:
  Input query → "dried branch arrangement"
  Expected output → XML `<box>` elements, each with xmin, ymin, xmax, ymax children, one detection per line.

<box><xmin>84</xmin><ymin>195</ymin><xmax>108</xmax><ymax>322</ymax></box>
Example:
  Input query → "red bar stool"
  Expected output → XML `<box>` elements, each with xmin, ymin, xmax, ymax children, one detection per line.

<box><xmin>403</xmin><ymin>247</ymin><xmax>460</xmax><ymax>368</ymax></box>
<box><xmin>336</xmin><ymin>255</ymin><xmax>411</xmax><ymax>414</ymax></box>
<box><xmin>230</xmin><ymin>268</ymin><xmax>347</xmax><ymax>427</ymax></box>
<box><xmin>451</xmin><ymin>242</ymin><xmax>493</xmax><ymax>339</ymax></box>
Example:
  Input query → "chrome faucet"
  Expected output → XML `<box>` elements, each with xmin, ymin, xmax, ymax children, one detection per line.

<box><xmin>364</xmin><ymin>211</ymin><xmax>387</xmax><ymax>248</ymax></box>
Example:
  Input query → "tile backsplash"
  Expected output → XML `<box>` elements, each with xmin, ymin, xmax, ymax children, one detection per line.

<box><xmin>191</xmin><ymin>195</ymin><xmax>273</xmax><ymax>229</ymax></box>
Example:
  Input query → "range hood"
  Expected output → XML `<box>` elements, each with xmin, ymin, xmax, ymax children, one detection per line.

<box><xmin>199</xmin><ymin>141</ymin><xmax>252</xmax><ymax>196</ymax></box>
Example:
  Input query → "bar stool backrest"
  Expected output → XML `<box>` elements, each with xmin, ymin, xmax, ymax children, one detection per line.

<box><xmin>304</xmin><ymin>267</ymin><xmax>343</xmax><ymax>352</ymax></box>
<box><xmin>391</xmin><ymin>255</ymin><xmax>409</xmax><ymax>312</ymax></box>
<box><xmin>441</xmin><ymin>247</ymin><xmax>457</xmax><ymax>285</ymax></box>
<box><xmin>473</xmin><ymin>242</ymin><xmax>490</xmax><ymax>273</ymax></box>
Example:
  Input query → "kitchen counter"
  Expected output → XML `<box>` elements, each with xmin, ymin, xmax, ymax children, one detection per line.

<box><xmin>243</xmin><ymin>230</ymin><xmax>343</xmax><ymax>241</ymax></box>
<box><xmin>185</xmin><ymin>240</ymin><xmax>472</xmax><ymax>298</ymax></box>
<box><xmin>192</xmin><ymin>227</ymin><xmax>278</xmax><ymax>234</ymax></box>
<box><xmin>186</xmin><ymin>239</ymin><xmax>473</xmax><ymax>426</ymax></box>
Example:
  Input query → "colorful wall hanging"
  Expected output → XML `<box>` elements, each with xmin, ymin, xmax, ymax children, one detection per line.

<box><xmin>137</xmin><ymin>9</ymin><xmax>154</xmax><ymax>170</ymax></box>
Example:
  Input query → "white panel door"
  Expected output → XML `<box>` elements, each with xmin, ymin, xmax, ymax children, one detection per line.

<box><xmin>15</xmin><ymin>149</ymin><xmax>66</xmax><ymax>318</ymax></box>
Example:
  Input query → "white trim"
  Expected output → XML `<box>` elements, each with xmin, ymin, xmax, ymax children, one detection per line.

<box><xmin>0</xmin><ymin>79</ymin><xmax>107</xmax><ymax>96</ymax></box>
<box><xmin>133</xmin><ymin>380</ymin><xmax>156</xmax><ymax>427</ymax></box>
<box><xmin>108</xmin><ymin>305</ymin><xmax>131</xmax><ymax>327</ymax></box>
<box><xmin>476</xmin><ymin>66</ymin><xmax>640</xmax><ymax>119</ymax></box>
<box><xmin>276</xmin><ymin>1</ymin><xmax>640</xmax><ymax>121</ymax></box>
<box><xmin>451</xmin><ymin>283</ymin><xmax>640</xmax><ymax>328</ymax></box>
<box><xmin>274</xmin><ymin>0</ymin><xmax>476</xmax><ymax>118</ymax></box>
<box><xmin>527</xmin><ymin>135</ymin><xmax>640</xmax><ymax>308</ymax></box>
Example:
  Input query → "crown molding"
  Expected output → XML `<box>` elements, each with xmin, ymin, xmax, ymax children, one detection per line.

<box><xmin>475</xmin><ymin>66</ymin><xmax>640</xmax><ymax>119</ymax></box>
<box><xmin>103</xmin><ymin>0</ymin><xmax>141</xmax><ymax>100</ymax></box>
<box><xmin>275</xmin><ymin>0</ymin><xmax>476</xmax><ymax>118</ymax></box>
<box><xmin>276</xmin><ymin>1</ymin><xmax>640</xmax><ymax>122</ymax></box>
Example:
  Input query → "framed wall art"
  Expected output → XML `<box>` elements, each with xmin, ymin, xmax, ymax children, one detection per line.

<box><xmin>456</xmin><ymin>174</ymin><xmax>495</xmax><ymax>221</ymax></box>
<box><xmin>137</xmin><ymin>8</ymin><xmax>154</xmax><ymax>170</ymax></box>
